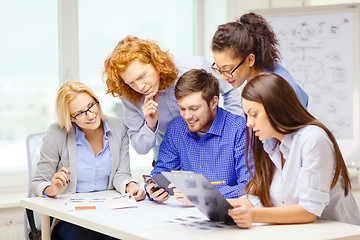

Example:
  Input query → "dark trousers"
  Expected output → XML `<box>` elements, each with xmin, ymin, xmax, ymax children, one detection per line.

<box><xmin>52</xmin><ymin>220</ymin><xmax>119</xmax><ymax>240</ymax></box>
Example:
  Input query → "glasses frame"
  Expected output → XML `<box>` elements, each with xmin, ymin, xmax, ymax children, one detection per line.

<box><xmin>71</xmin><ymin>101</ymin><xmax>99</xmax><ymax>120</ymax></box>
<box><xmin>211</xmin><ymin>56</ymin><xmax>247</xmax><ymax>78</ymax></box>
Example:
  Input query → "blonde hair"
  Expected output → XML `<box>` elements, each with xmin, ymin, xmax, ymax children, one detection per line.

<box><xmin>56</xmin><ymin>81</ymin><xmax>106</xmax><ymax>132</ymax></box>
<box><xmin>102</xmin><ymin>35</ymin><xmax>178</xmax><ymax>104</ymax></box>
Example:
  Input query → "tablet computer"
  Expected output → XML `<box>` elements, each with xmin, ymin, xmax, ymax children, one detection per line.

<box><xmin>162</xmin><ymin>171</ymin><xmax>235</xmax><ymax>225</ymax></box>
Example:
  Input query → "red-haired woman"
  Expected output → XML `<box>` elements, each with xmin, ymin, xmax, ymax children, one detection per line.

<box><xmin>103</xmin><ymin>35</ymin><xmax>243</xmax><ymax>161</ymax></box>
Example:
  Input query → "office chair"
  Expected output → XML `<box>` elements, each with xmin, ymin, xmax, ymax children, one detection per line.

<box><xmin>25</xmin><ymin>131</ymin><xmax>46</xmax><ymax>240</ymax></box>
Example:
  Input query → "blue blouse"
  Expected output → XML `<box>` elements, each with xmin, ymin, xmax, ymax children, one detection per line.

<box><xmin>75</xmin><ymin>121</ymin><xmax>112</xmax><ymax>193</ymax></box>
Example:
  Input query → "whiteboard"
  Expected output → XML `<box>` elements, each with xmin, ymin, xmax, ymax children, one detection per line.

<box><xmin>254</xmin><ymin>4</ymin><xmax>360</xmax><ymax>167</ymax></box>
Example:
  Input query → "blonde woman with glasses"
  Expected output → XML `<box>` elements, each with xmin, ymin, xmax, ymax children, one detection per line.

<box><xmin>32</xmin><ymin>81</ymin><xmax>145</xmax><ymax>240</ymax></box>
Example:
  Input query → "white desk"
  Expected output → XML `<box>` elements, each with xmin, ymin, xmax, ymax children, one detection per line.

<box><xmin>20</xmin><ymin>190</ymin><xmax>360</xmax><ymax>240</ymax></box>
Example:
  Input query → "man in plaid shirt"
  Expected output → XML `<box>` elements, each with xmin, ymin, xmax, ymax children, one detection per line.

<box><xmin>145</xmin><ymin>69</ymin><xmax>252</xmax><ymax>203</ymax></box>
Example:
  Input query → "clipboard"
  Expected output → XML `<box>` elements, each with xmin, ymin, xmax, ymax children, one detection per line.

<box><xmin>162</xmin><ymin>171</ymin><xmax>235</xmax><ymax>225</ymax></box>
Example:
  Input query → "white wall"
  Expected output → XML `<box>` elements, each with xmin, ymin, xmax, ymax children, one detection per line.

<box><xmin>199</xmin><ymin>0</ymin><xmax>360</xmax><ymax>63</ymax></box>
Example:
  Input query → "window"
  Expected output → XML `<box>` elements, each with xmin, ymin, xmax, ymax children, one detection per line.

<box><xmin>0</xmin><ymin>0</ymin><xmax>194</xmax><ymax>175</ymax></box>
<box><xmin>0</xmin><ymin>0</ymin><xmax>58</xmax><ymax>174</ymax></box>
<box><xmin>78</xmin><ymin>0</ymin><xmax>194</xmax><ymax>169</ymax></box>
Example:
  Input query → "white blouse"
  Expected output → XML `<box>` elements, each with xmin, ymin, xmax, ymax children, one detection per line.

<box><xmin>247</xmin><ymin>125</ymin><xmax>360</xmax><ymax>225</ymax></box>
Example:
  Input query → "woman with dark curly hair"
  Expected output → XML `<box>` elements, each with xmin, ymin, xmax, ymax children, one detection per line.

<box><xmin>103</xmin><ymin>35</ymin><xmax>243</xmax><ymax>161</ymax></box>
<box><xmin>212</xmin><ymin>12</ymin><xmax>308</xmax><ymax>111</ymax></box>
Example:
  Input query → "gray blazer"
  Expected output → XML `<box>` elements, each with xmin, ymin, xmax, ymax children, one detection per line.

<box><xmin>32</xmin><ymin>116</ymin><xmax>135</xmax><ymax>197</ymax></box>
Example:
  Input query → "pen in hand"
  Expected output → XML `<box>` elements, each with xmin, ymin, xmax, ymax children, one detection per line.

<box><xmin>44</xmin><ymin>161</ymin><xmax>71</xmax><ymax>196</ymax></box>
<box><xmin>59</xmin><ymin>161</ymin><xmax>70</xmax><ymax>185</ymax></box>
<box><xmin>60</xmin><ymin>161</ymin><xmax>71</xmax><ymax>174</ymax></box>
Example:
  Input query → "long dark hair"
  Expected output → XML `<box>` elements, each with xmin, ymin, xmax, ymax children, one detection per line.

<box><xmin>242</xmin><ymin>72</ymin><xmax>351</xmax><ymax>207</ymax></box>
<box><xmin>212</xmin><ymin>12</ymin><xmax>280</xmax><ymax>71</ymax></box>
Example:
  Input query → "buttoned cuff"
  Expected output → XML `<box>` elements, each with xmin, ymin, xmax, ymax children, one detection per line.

<box><xmin>142</xmin><ymin>121</ymin><xmax>159</xmax><ymax>137</ymax></box>
<box><xmin>41</xmin><ymin>184</ymin><xmax>56</xmax><ymax>198</ymax></box>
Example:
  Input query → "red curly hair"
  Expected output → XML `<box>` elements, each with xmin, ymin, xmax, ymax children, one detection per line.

<box><xmin>102</xmin><ymin>35</ymin><xmax>179</xmax><ymax>104</ymax></box>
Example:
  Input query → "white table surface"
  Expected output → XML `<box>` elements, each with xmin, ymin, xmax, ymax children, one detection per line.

<box><xmin>20</xmin><ymin>190</ymin><xmax>360</xmax><ymax>240</ymax></box>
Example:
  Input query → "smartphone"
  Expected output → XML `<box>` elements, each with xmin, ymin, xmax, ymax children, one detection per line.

<box><xmin>142</xmin><ymin>175</ymin><xmax>161</xmax><ymax>192</ymax></box>
<box><xmin>143</xmin><ymin>174</ymin><xmax>174</xmax><ymax>195</ymax></box>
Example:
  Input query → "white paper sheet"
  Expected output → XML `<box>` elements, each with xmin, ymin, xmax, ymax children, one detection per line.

<box><xmin>60</xmin><ymin>193</ymin><xmax>137</xmax><ymax>211</ymax></box>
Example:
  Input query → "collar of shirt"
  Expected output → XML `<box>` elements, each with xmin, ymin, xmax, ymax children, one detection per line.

<box><xmin>279</xmin><ymin>132</ymin><xmax>293</xmax><ymax>159</ymax></box>
<box><xmin>263</xmin><ymin>131</ymin><xmax>295</xmax><ymax>170</ymax></box>
<box><xmin>185</xmin><ymin>107</ymin><xmax>225</xmax><ymax>138</ymax></box>
<box><xmin>74</xmin><ymin>120</ymin><xmax>111</xmax><ymax>141</ymax></box>
<box><xmin>263</xmin><ymin>137</ymin><xmax>278</xmax><ymax>154</ymax></box>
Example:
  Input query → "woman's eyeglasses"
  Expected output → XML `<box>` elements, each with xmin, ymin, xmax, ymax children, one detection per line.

<box><xmin>211</xmin><ymin>57</ymin><xmax>247</xmax><ymax>78</ymax></box>
<box><xmin>71</xmin><ymin>101</ymin><xmax>99</xmax><ymax>120</ymax></box>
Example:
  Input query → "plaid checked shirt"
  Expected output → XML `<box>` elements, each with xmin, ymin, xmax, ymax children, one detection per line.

<box><xmin>151</xmin><ymin>107</ymin><xmax>252</xmax><ymax>199</ymax></box>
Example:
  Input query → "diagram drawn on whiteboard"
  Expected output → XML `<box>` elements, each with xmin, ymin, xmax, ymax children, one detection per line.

<box><xmin>267</xmin><ymin>12</ymin><xmax>354</xmax><ymax>139</ymax></box>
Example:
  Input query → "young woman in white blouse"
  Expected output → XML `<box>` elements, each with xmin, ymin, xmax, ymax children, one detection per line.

<box><xmin>228</xmin><ymin>72</ymin><xmax>360</xmax><ymax>228</ymax></box>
